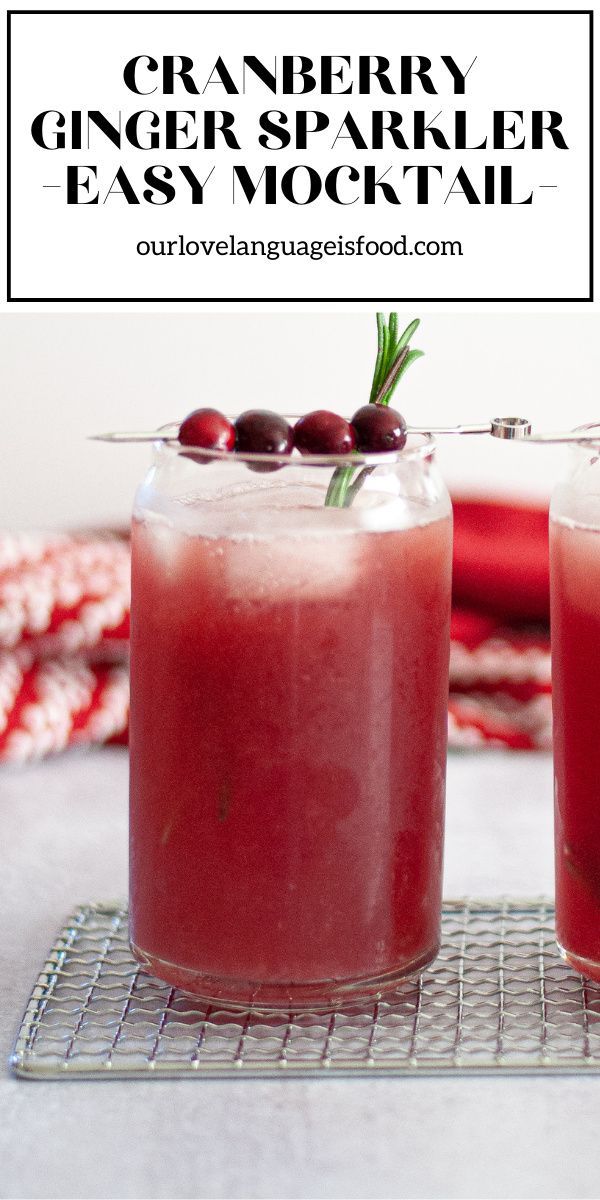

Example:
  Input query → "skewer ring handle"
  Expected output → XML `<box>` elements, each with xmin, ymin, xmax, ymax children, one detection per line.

<box><xmin>490</xmin><ymin>416</ymin><xmax>532</xmax><ymax>439</ymax></box>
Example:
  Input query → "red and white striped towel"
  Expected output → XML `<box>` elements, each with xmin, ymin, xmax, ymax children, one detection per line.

<box><xmin>449</xmin><ymin>612</ymin><xmax>551</xmax><ymax>751</ymax></box>
<box><xmin>0</xmin><ymin>532</ymin><xmax>130</xmax><ymax>762</ymax></box>
<box><xmin>0</xmin><ymin>499</ymin><xmax>552</xmax><ymax>762</ymax></box>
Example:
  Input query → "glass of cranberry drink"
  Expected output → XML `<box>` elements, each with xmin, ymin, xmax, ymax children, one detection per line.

<box><xmin>129</xmin><ymin>417</ymin><xmax>452</xmax><ymax>1010</ymax></box>
<box><xmin>127</xmin><ymin>316</ymin><xmax>453</xmax><ymax>1008</ymax></box>
<box><xmin>550</xmin><ymin>424</ymin><xmax>600</xmax><ymax>982</ymax></box>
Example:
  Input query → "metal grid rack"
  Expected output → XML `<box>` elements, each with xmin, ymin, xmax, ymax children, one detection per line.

<box><xmin>11</xmin><ymin>899</ymin><xmax>600</xmax><ymax>1079</ymax></box>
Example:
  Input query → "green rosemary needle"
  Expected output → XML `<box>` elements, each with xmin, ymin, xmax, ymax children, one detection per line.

<box><xmin>324</xmin><ymin>313</ymin><xmax>423</xmax><ymax>508</ymax></box>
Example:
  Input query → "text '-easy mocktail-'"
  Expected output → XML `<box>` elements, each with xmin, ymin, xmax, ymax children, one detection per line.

<box><xmin>129</xmin><ymin>445</ymin><xmax>452</xmax><ymax>1008</ymax></box>
<box><xmin>551</xmin><ymin>437</ymin><xmax>600</xmax><ymax>981</ymax></box>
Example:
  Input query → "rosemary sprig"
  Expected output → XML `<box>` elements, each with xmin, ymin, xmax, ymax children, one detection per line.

<box><xmin>324</xmin><ymin>314</ymin><xmax>423</xmax><ymax>508</ymax></box>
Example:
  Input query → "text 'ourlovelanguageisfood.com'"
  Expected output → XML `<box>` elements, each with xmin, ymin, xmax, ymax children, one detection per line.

<box><xmin>135</xmin><ymin>233</ymin><xmax>464</xmax><ymax>261</ymax></box>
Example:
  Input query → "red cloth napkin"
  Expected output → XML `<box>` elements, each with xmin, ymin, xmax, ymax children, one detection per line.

<box><xmin>0</xmin><ymin>499</ymin><xmax>551</xmax><ymax>762</ymax></box>
<box><xmin>452</xmin><ymin>499</ymin><xmax>550</xmax><ymax>622</ymax></box>
<box><xmin>449</xmin><ymin>499</ymin><xmax>551</xmax><ymax>750</ymax></box>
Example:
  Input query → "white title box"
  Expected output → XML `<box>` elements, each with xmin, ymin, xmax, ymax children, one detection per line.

<box><xmin>7</xmin><ymin>8</ymin><xmax>593</xmax><ymax>301</ymax></box>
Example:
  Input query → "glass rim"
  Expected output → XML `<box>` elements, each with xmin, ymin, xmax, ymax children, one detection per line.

<box><xmin>155</xmin><ymin>422</ymin><xmax>436</xmax><ymax>468</ymax></box>
<box><xmin>572</xmin><ymin>421</ymin><xmax>600</xmax><ymax>450</ymax></box>
<box><xmin>574</xmin><ymin>421</ymin><xmax>600</xmax><ymax>434</ymax></box>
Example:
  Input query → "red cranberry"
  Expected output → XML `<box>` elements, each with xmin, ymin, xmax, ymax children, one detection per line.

<box><xmin>235</xmin><ymin>410</ymin><xmax>293</xmax><ymax>473</ymax></box>
<box><xmin>294</xmin><ymin>410</ymin><xmax>356</xmax><ymax>456</ymax></box>
<box><xmin>351</xmin><ymin>404</ymin><xmax>407</xmax><ymax>453</ymax></box>
<box><xmin>178</xmin><ymin>408</ymin><xmax>235</xmax><ymax>455</ymax></box>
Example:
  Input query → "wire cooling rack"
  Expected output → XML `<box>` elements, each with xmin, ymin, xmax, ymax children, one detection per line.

<box><xmin>11</xmin><ymin>899</ymin><xmax>600</xmax><ymax>1079</ymax></box>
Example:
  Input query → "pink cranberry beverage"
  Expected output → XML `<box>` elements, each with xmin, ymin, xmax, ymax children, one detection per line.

<box><xmin>551</xmin><ymin>429</ymin><xmax>600</xmax><ymax>981</ymax></box>
<box><xmin>129</xmin><ymin>440</ymin><xmax>452</xmax><ymax>1007</ymax></box>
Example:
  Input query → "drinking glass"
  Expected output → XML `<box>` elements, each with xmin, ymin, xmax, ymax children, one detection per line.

<box><xmin>550</xmin><ymin>423</ymin><xmax>600</xmax><ymax>981</ymax></box>
<box><xmin>129</xmin><ymin>429</ymin><xmax>453</xmax><ymax>1008</ymax></box>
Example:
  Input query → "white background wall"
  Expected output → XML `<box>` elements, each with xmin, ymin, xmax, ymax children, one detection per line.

<box><xmin>1</xmin><ymin>312</ymin><xmax>598</xmax><ymax>529</ymax></box>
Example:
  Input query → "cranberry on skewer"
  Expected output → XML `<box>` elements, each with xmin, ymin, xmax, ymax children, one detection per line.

<box><xmin>235</xmin><ymin>410</ymin><xmax>293</xmax><ymax>472</ymax></box>
<box><xmin>294</xmin><ymin>411</ymin><xmax>356</xmax><ymax>456</ymax></box>
<box><xmin>178</xmin><ymin>408</ymin><xmax>236</xmax><ymax>457</ymax></box>
<box><xmin>351</xmin><ymin>405</ymin><xmax>407</xmax><ymax>453</ymax></box>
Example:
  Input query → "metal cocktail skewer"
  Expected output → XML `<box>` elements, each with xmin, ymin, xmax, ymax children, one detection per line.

<box><xmin>89</xmin><ymin>416</ymin><xmax>600</xmax><ymax>446</ymax></box>
<box><xmin>90</xmin><ymin>430</ymin><xmax>179</xmax><ymax>442</ymax></box>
